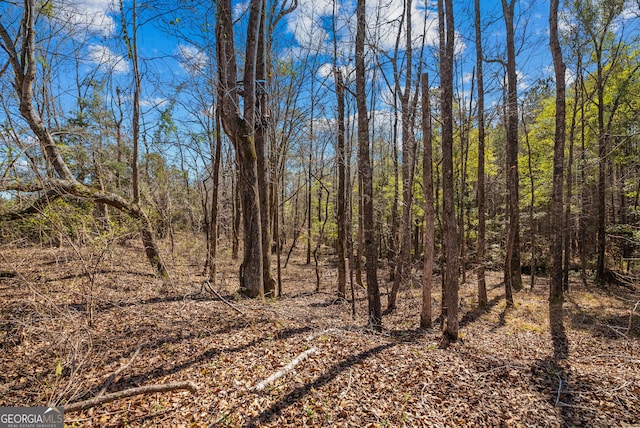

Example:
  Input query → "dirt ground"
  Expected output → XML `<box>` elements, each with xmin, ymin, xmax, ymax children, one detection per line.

<box><xmin>1</xmin><ymin>235</ymin><xmax>639</xmax><ymax>427</ymax></box>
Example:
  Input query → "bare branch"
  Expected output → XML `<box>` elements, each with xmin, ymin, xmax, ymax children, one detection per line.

<box><xmin>64</xmin><ymin>381</ymin><xmax>198</xmax><ymax>413</ymax></box>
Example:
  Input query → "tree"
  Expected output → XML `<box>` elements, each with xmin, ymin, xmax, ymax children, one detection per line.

<box><xmin>387</xmin><ymin>0</ymin><xmax>419</xmax><ymax>314</ymax></box>
<box><xmin>474</xmin><ymin>0</ymin><xmax>488</xmax><ymax>307</ymax></box>
<box><xmin>439</xmin><ymin>0</ymin><xmax>459</xmax><ymax>346</ymax></box>
<box><xmin>549</xmin><ymin>0</ymin><xmax>566</xmax><ymax>302</ymax></box>
<box><xmin>356</xmin><ymin>0</ymin><xmax>382</xmax><ymax>331</ymax></box>
<box><xmin>421</xmin><ymin>73</ymin><xmax>435</xmax><ymax>329</ymax></box>
<box><xmin>501</xmin><ymin>0</ymin><xmax>522</xmax><ymax>305</ymax></box>
<box><xmin>572</xmin><ymin>0</ymin><xmax>628</xmax><ymax>283</ymax></box>
<box><xmin>335</xmin><ymin>69</ymin><xmax>347</xmax><ymax>300</ymax></box>
<box><xmin>0</xmin><ymin>0</ymin><xmax>168</xmax><ymax>279</ymax></box>
<box><xmin>216</xmin><ymin>0</ymin><xmax>265</xmax><ymax>298</ymax></box>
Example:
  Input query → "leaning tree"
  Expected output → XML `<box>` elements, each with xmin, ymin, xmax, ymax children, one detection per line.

<box><xmin>0</xmin><ymin>0</ymin><xmax>168</xmax><ymax>278</ymax></box>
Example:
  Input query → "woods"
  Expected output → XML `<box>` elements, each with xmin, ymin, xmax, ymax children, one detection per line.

<box><xmin>1</xmin><ymin>0</ymin><xmax>640</xmax><ymax>425</ymax></box>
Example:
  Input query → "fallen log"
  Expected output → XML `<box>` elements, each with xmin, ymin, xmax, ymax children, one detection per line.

<box><xmin>64</xmin><ymin>381</ymin><xmax>198</xmax><ymax>413</ymax></box>
<box><xmin>251</xmin><ymin>347</ymin><xmax>317</xmax><ymax>392</ymax></box>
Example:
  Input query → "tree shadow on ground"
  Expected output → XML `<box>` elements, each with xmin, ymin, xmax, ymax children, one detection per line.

<box><xmin>47</xmin><ymin>269</ymin><xmax>156</xmax><ymax>283</ymax></box>
<box><xmin>564</xmin><ymin>293</ymin><xmax>640</xmax><ymax>339</ymax></box>
<box><xmin>459</xmin><ymin>292</ymin><xmax>503</xmax><ymax>328</ymax></box>
<box><xmin>245</xmin><ymin>342</ymin><xmax>396</xmax><ymax>427</ymax></box>
<box><xmin>64</xmin><ymin>291</ymin><xmax>239</xmax><ymax>314</ymax></box>
<box><xmin>112</xmin><ymin>326</ymin><xmax>313</xmax><ymax>391</ymax></box>
<box><xmin>529</xmin><ymin>301</ymin><xmax>596</xmax><ymax>426</ymax></box>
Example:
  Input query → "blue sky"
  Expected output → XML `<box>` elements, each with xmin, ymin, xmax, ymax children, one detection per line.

<box><xmin>2</xmin><ymin>0</ymin><xmax>639</xmax><ymax>134</ymax></box>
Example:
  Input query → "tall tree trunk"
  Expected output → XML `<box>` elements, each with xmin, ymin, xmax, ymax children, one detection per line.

<box><xmin>522</xmin><ymin>113</ymin><xmax>535</xmax><ymax>290</ymax></box>
<box><xmin>336</xmin><ymin>70</ymin><xmax>347</xmax><ymax>300</ymax></box>
<box><xmin>255</xmin><ymin>9</ymin><xmax>276</xmax><ymax>297</ymax></box>
<box><xmin>388</xmin><ymin>0</ymin><xmax>417</xmax><ymax>313</ymax></box>
<box><xmin>127</xmin><ymin>0</ymin><xmax>141</xmax><ymax>205</ymax></box>
<box><xmin>216</xmin><ymin>0</ymin><xmax>264</xmax><ymax>298</ymax></box>
<box><xmin>564</xmin><ymin>76</ymin><xmax>578</xmax><ymax>292</ymax></box>
<box><xmin>439</xmin><ymin>0</ymin><xmax>459</xmax><ymax>346</ymax></box>
<box><xmin>502</xmin><ymin>0</ymin><xmax>522</xmax><ymax>304</ymax></box>
<box><xmin>474</xmin><ymin>0</ymin><xmax>488</xmax><ymax>307</ymax></box>
<box><xmin>421</xmin><ymin>73</ymin><xmax>435</xmax><ymax>329</ymax></box>
<box><xmin>208</xmin><ymin>106</ymin><xmax>223</xmax><ymax>285</ymax></box>
<box><xmin>595</xmin><ymin>47</ymin><xmax>607</xmax><ymax>284</ymax></box>
<box><xmin>356</xmin><ymin>0</ymin><xmax>381</xmax><ymax>331</ymax></box>
<box><xmin>550</xmin><ymin>0</ymin><xmax>566</xmax><ymax>303</ymax></box>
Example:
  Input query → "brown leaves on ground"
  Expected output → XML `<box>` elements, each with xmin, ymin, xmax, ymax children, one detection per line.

<box><xmin>0</xmin><ymin>236</ymin><xmax>639</xmax><ymax>427</ymax></box>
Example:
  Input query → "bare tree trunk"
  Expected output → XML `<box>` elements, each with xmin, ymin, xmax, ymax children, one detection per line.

<box><xmin>388</xmin><ymin>0</ymin><xmax>417</xmax><ymax>314</ymax></box>
<box><xmin>522</xmin><ymin>113</ymin><xmax>536</xmax><ymax>290</ymax></box>
<box><xmin>439</xmin><ymin>0</ymin><xmax>459</xmax><ymax>346</ymax></box>
<box><xmin>356</xmin><ymin>0</ymin><xmax>381</xmax><ymax>331</ymax></box>
<box><xmin>550</xmin><ymin>0</ymin><xmax>566</xmax><ymax>302</ymax></box>
<box><xmin>502</xmin><ymin>0</ymin><xmax>522</xmax><ymax>304</ymax></box>
<box><xmin>255</xmin><ymin>10</ymin><xmax>276</xmax><ymax>297</ymax></box>
<box><xmin>336</xmin><ymin>70</ymin><xmax>347</xmax><ymax>300</ymax></box>
<box><xmin>474</xmin><ymin>0</ymin><xmax>488</xmax><ymax>307</ymax></box>
<box><xmin>208</xmin><ymin>107</ymin><xmax>223</xmax><ymax>285</ymax></box>
<box><xmin>421</xmin><ymin>73</ymin><xmax>435</xmax><ymax>329</ymax></box>
<box><xmin>216</xmin><ymin>0</ymin><xmax>264</xmax><ymax>298</ymax></box>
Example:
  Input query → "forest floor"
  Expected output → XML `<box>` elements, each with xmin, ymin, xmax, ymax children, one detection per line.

<box><xmin>1</xmin><ymin>235</ymin><xmax>639</xmax><ymax>427</ymax></box>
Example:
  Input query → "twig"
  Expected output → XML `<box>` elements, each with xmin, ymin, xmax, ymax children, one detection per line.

<box><xmin>339</xmin><ymin>369</ymin><xmax>353</xmax><ymax>399</ymax></box>
<box><xmin>555</xmin><ymin>372</ymin><xmax>563</xmax><ymax>407</ymax></box>
<box><xmin>64</xmin><ymin>381</ymin><xmax>198</xmax><ymax>413</ymax></box>
<box><xmin>251</xmin><ymin>347</ymin><xmax>318</xmax><ymax>392</ymax></box>
<box><xmin>202</xmin><ymin>281</ymin><xmax>245</xmax><ymax>315</ymax></box>
<box><xmin>97</xmin><ymin>344</ymin><xmax>143</xmax><ymax>397</ymax></box>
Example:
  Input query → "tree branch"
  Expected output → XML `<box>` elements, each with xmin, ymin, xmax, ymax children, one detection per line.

<box><xmin>251</xmin><ymin>347</ymin><xmax>317</xmax><ymax>392</ymax></box>
<box><xmin>64</xmin><ymin>381</ymin><xmax>198</xmax><ymax>413</ymax></box>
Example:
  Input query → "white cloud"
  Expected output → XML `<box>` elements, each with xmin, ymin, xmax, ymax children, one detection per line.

<box><xmin>87</xmin><ymin>44</ymin><xmax>129</xmax><ymax>73</ymax></box>
<box><xmin>317</xmin><ymin>62</ymin><xmax>355</xmax><ymax>82</ymax></box>
<box><xmin>285</xmin><ymin>0</ymin><xmax>460</xmax><ymax>57</ymax></box>
<box><xmin>56</xmin><ymin>0</ymin><xmax>116</xmax><ymax>36</ymax></box>
<box><xmin>177</xmin><ymin>44</ymin><xmax>208</xmax><ymax>75</ymax></box>
<box><xmin>140</xmin><ymin>97</ymin><xmax>169</xmax><ymax>108</ymax></box>
<box><xmin>516</xmin><ymin>70</ymin><xmax>529</xmax><ymax>91</ymax></box>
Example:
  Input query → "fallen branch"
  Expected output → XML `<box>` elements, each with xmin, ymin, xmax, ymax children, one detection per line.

<box><xmin>554</xmin><ymin>372</ymin><xmax>563</xmax><ymax>407</ymax></box>
<box><xmin>97</xmin><ymin>344</ymin><xmax>143</xmax><ymax>397</ymax></box>
<box><xmin>64</xmin><ymin>381</ymin><xmax>198</xmax><ymax>413</ymax></box>
<box><xmin>251</xmin><ymin>347</ymin><xmax>317</xmax><ymax>392</ymax></box>
<box><xmin>202</xmin><ymin>281</ymin><xmax>245</xmax><ymax>315</ymax></box>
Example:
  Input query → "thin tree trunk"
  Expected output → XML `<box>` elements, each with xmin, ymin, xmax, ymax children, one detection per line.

<box><xmin>522</xmin><ymin>112</ymin><xmax>535</xmax><ymax>290</ymax></box>
<box><xmin>388</xmin><ymin>0</ymin><xmax>417</xmax><ymax>314</ymax></box>
<box><xmin>502</xmin><ymin>0</ymin><xmax>522</xmax><ymax>303</ymax></box>
<box><xmin>336</xmin><ymin>70</ymin><xmax>347</xmax><ymax>300</ymax></box>
<box><xmin>356</xmin><ymin>0</ymin><xmax>381</xmax><ymax>331</ymax></box>
<box><xmin>474</xmin><ymin>0</ymin><xmax>488</xmax><ymax>307</ymax></box>
<box><xmin>208</xmin><ymin>107</ymin><xmax>223</xmax><ymax>285</ymax></box>
<box><xmin>421</xmin><ymin>73</ymin><xmax>434</xmax><ymax>329</ymax></box>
